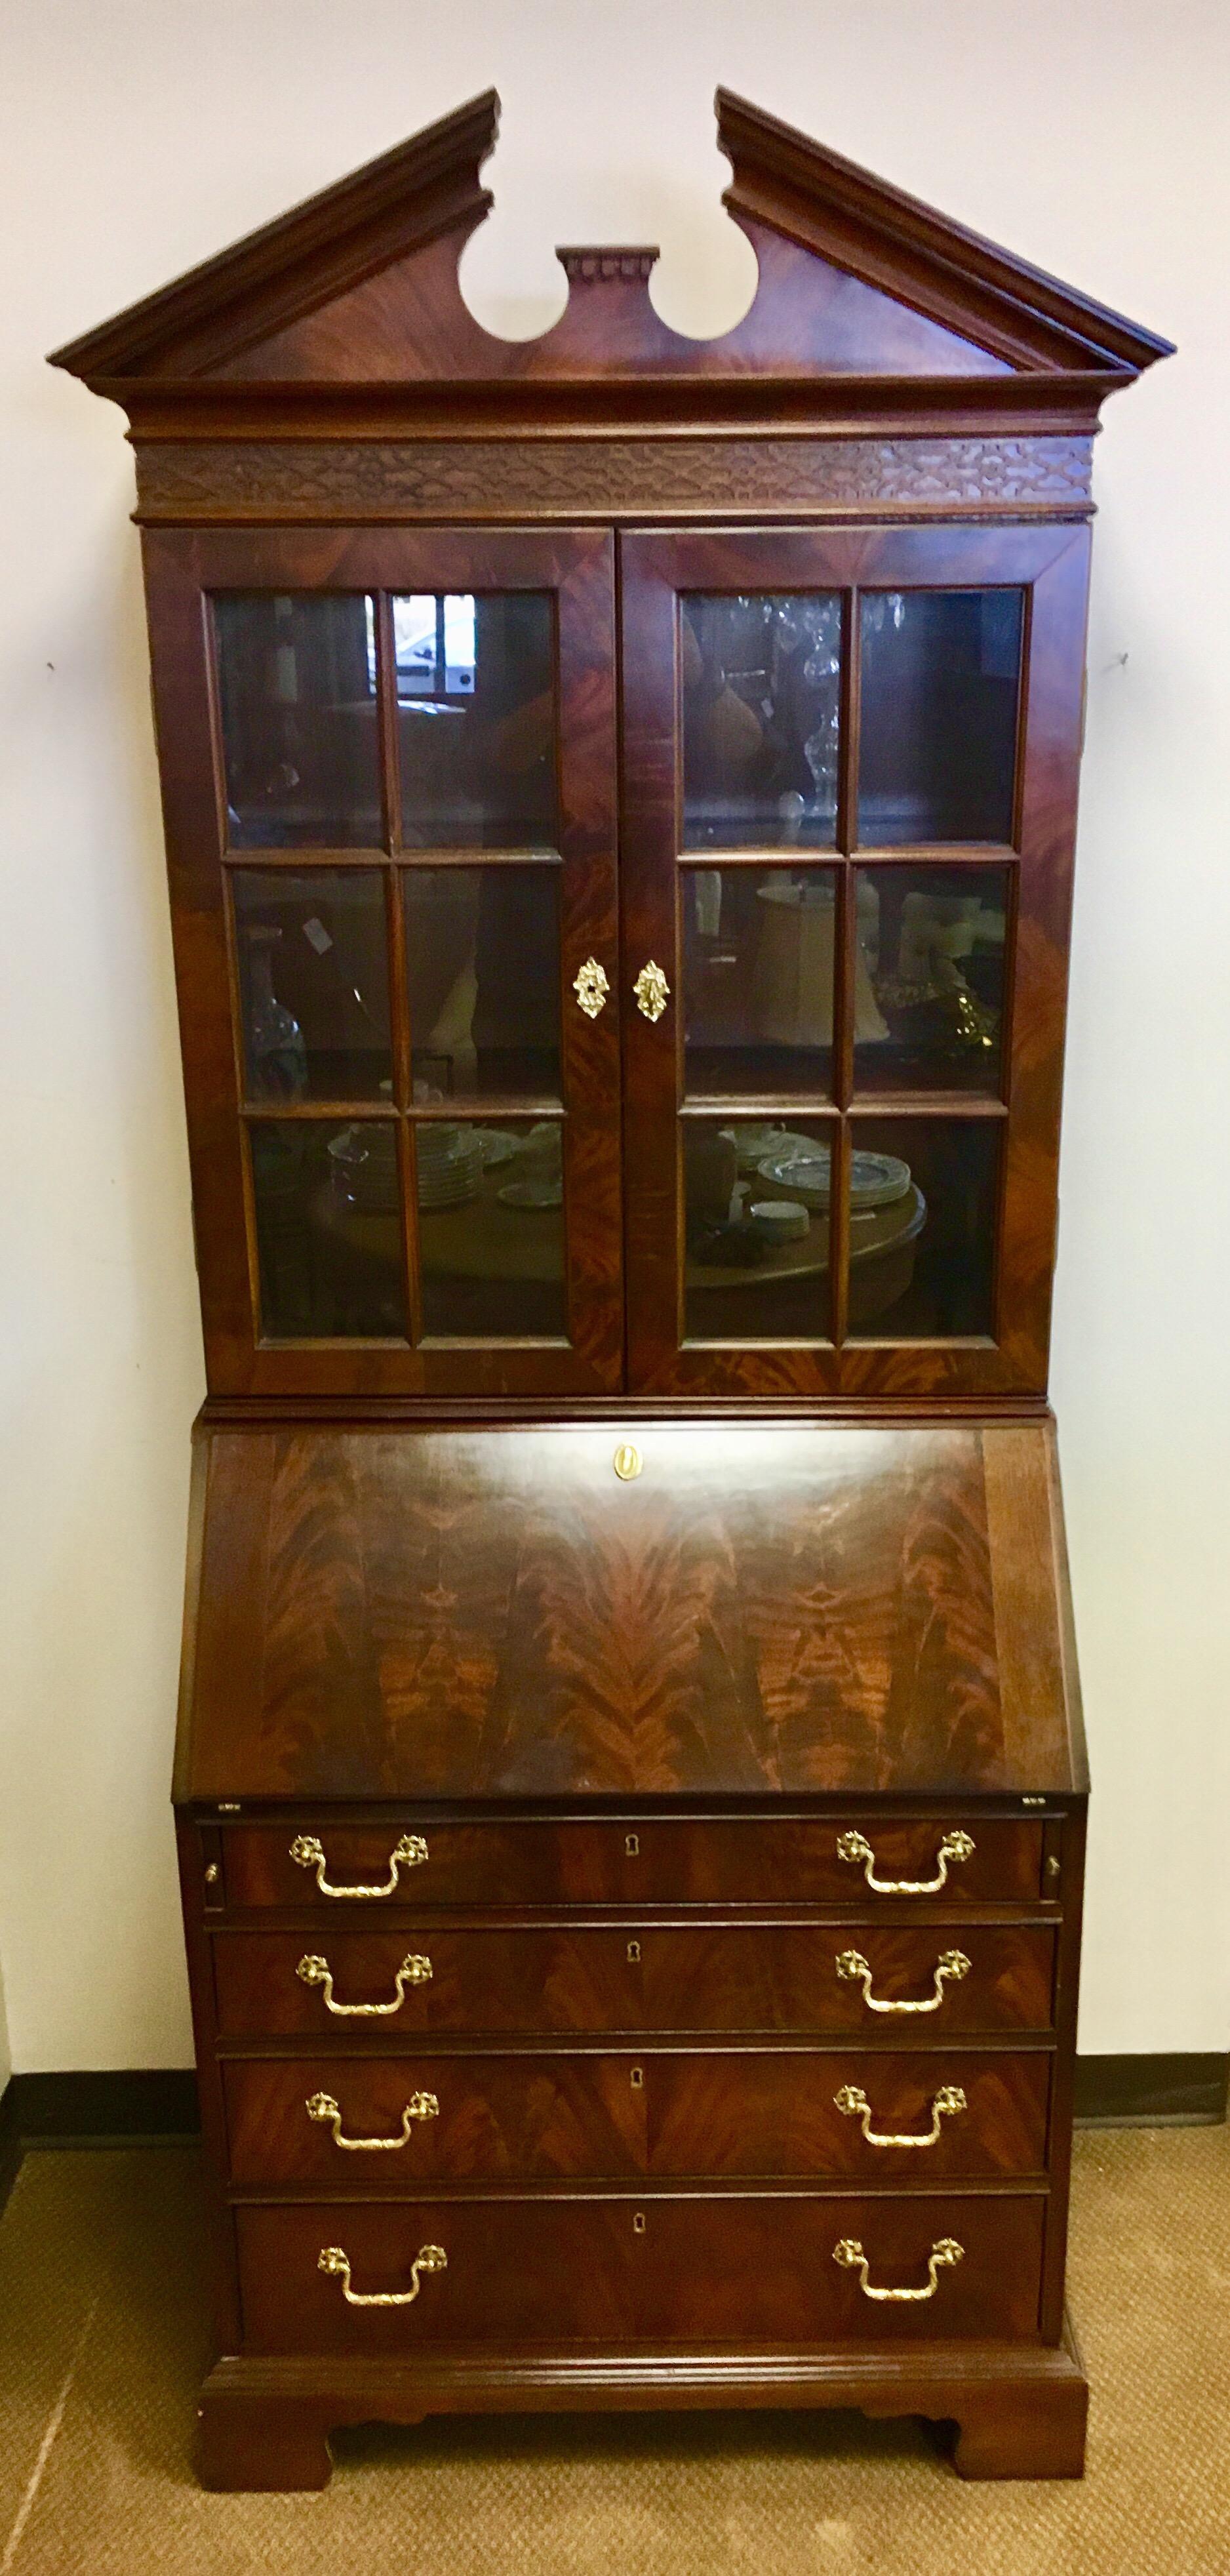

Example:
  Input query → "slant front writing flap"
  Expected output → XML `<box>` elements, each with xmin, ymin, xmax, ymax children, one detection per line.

<box><xmin>176</xmin><ymin>1420</ymin><xmax>1083</xmax><ymax>1804</ymax></box>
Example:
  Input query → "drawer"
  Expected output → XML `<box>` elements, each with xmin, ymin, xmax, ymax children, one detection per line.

<box><xmin>212</xmin><ymin>1925</ymin><xmax>1056</xmax><ymax>2038</ymax></box>
<box><xmin>224</xmin><ymin>2049</ymin><xmax>1051</xmax><ymax>2185</ymax></box>
<box><xmin>236</xmin><ymin>2192</ymin><xmax>1046</xmax><ymax>2352</ymax></box>
<box><xmin>220</xmin><ymin>1817</ymin><xmax>1043</xmax><ymax>1910</ymax></box>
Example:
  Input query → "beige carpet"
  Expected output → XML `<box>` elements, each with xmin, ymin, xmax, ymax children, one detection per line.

<box><xmin>0</xmin><ymin>2128</ymin><xmax>1226</xmax><ymax>2574</ymax></box>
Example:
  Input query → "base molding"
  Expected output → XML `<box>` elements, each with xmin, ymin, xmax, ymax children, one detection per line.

<box><xmin>196</xmin><ymin>2316</ymin><xmax>1088</xmax><ymax>2489</ymax></box>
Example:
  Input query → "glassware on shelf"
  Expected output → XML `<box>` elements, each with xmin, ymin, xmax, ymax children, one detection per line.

<box><xmin>241</xmin><ymin>927</ymin><xmax>308</xmax><ymax>1099</ymax></box>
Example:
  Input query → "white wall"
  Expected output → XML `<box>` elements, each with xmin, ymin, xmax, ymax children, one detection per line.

<box><xmin>1</xmin><ymin>0</ymin><xmax>1226</xmax><ymax>2068</ymax></box>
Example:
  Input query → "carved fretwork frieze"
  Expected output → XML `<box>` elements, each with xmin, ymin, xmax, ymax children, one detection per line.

<box><xmin>134</xmin><ymin>432</ymin><xmax>1094</xmax><ymax>523</ymax></box>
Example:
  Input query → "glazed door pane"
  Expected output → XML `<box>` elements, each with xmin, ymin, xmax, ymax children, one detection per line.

<box><xmin>620</xmin><ymin>525</ymin><xmax>1091</xmax><ymax>1399</ymax></box>
<box><xmin>145</xmin><ymin>527</ymin><xmax>620</xmax><ymax>1396</ymax></box>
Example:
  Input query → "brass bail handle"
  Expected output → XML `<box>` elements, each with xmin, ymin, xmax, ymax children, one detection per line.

<box><xmin>290</xmin><ymin>1832</ymin><xmax>429</xmax><ymax>1899</ymax></box>
<box><xmin>833</xmin><ymin>2236</ymin><xmax>964</xmax><ymax>2303</ymax></box>
<box><xmin>296</xmin><ymin>1951</ymin><xmax>433</xmax><ymax>2016</ymax></box>
<box><xmin>836</xmin><ymin>1827</ymin><xmax>975</xmax><ymax>1897</ymax></box>
<box><xmin>306</xmin><ymin>2089</ymin><xmax>439</xmax><ymax>2150</ymax></box>
<box><xmin>318</xmin><ymin>2243</ymin><xmax>447</xmax><ymax>2308</ymax></box>
<box><xmin>835</xmin><ymin>1947</ymin><xmax>970</xmax><ymax>2015</ymax></box>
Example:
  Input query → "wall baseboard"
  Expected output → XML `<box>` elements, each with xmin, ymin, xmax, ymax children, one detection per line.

<box><xmin>1073</xmin><ymin>2052</ymin><xmax>1228</xmax><ymax>2127</ymax></box>
<box><xmin>1</xmin><ymin>2053</ymin><xmax>1225</xmax><ymax>2222</ymax></box>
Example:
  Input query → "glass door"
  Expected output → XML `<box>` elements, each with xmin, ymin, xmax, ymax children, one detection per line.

<box><xmin>620</xmin><ymin>525</ymin><xmax>1091</xmax><ymax>1398</ymax></box>
<box><xmin>144</xmin><ymin>527</ymin><xmax>621</xmax><ymax>1396</ymax></box>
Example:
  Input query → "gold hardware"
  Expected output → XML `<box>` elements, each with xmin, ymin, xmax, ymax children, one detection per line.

<box><xmin>835</xmin><ymin>1947</ymin><xmax>970</xmax><ymax>2015</ymax></box>
<box><xmin>633</xmin><ymin>2212</ymin><xmax>646</xmax><ymax>2235</ymax></box>
<box><xmin>614</xmin><ymin>1443</ymin><xmax>643</xmax><ymax>1481</ymax></box>
<box><xmin>289</xmin><ymin>1832</ymin><xmax>428</xmax><ymax>1899</ymax></box>
<box><xmin>573</xmin><ymin>956</ymin><xmax>610</xmax><ymax>1019</ymax></box>
<box><xmin>630</xmin><ymin>2066</ymin><xmax>644</xmax><ymax>2089</ymax></box>
<box><xmin>834</xmin><ymin>2083</ymin><xmax>967</xmax><ymax>2148</ymax></box>
<box><xmin>833</xmin><ymin>2235</ymin><xmax>964</xmax><ymax>2303</ymax></box>
<box><xmin>217</xmin><ymin>1802</ymin><xmax>240</xmax><ymax>1813</ymax></box>
<box><xmin>633</xmin><ymin>960</ymin><xmax>670</xmax><ymax>1022</ymax></box>
<box><xmin>836</xmin><ymin>1826</ymin><xmax>975</xmax><ymax>1895</ymax></box>
<box><xmin>1022</xmin><ymin>1796</ymin><xmax>1046</xmax><ymax>1808</ymax></box>
<box><xmin>318</xmin><ymin>2242</ymin><xmax>447</xmax><ymax>2308</ymax></box>
<box><xmin>296</xmin><ymin>1952</ymin><xmax>432</xmax><ymax>2015</ymax></box>
<box><xmin>203</xmin><ymin>1863</ymin><xmax>220</xmax><ymax>1886</ymax></box>
<box><xmin>1046</xmin><ymin>1855</ymin><xmax>1061</xmax><ymax>1880</ymax></box>
<box><xmin>306</xmin><ymin>2089</ymin><xmax>439</xmax><ymax>2150</ymax></box>
<box><xmin>625</xmin><ymin>1831</ymin><xmax>641</xmax><ymax>1857</ymax></box>
<box><xmin>627</xmin><ymin>1939</ymin><xmax>641</xmax><ymax>1963</ymax></box>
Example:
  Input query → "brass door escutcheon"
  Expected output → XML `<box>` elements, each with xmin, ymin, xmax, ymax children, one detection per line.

<box><xmin>614</xmin><ymin>1443</ymin><xmax>643</xmax><ymax>1481</ymax></box>
<box><xmin>572</xmin><ymin>956</ymin><xmax>610</xmax><ymax>1018</ymax></box>
<box><xmin>633</xmin><ymin>960</ymin><xmax>670</xmax><ymax>1022</ymax></box>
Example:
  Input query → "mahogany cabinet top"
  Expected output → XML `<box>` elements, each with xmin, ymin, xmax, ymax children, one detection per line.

<box><xmin>176</xmin><ymin>1418</ymin><xmax>1086</xmax><ymax>1805</ymax></box>
<box><xmin>49</xmin><ymin>87</ymin><xmax>1172</xmax><ymax>443</ymax></box>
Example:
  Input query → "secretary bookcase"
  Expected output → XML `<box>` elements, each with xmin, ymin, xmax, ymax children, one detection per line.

<box><xmin>51</xmin><ymin>86</ymin><xmax>1171</xmax><ymax>2486</ymax></box>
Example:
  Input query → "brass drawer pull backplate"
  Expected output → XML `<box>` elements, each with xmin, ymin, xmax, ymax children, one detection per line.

<box><xmin>836</xmin><ymin>1827</ymin><xmax>975</xmax><ymax>1896</ymax></box>
<box><xmin>572</xmin><ymin>956</ymin><xmax>610</xmax><ymax>1018</ymax></box>
<box><xmin>833</xmin><ymin>2235</ymin><xmax>964</xmax><ymax>2303</ymax></box>
<box><xmin>834</xmin><ymin>2082</ymin><xmax>968</xmax><ymax>2148</ymax></box>
<box><xmin>318</xmin><ymin>2243</ymin><xmax>447</xmax><ymax>2308</ymax></box>
<box><xmin>306</xmin><ymin>2089</ymin><xmax>439</xmax><ymax>2149</ymax></box>
<box><xmin>290</xmin><ymin>1832</ymin><xmax>429</xmax><ymax>1899</ymax></box>
<box><xmin>836</xmin><ymin>1947</ymin><xmax>970</xmax><ymax>2014</ymax></box>
<box><xmin>296</xmin><ymin>1952</ymin><xmax>432</xmax><ymax>2015</ymax></box>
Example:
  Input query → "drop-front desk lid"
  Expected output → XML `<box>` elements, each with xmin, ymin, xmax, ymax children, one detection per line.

<box><xmin>174</xmin><ymin>1420</ymin><xmax>1086</xmax><ymax>1807</ymax></box>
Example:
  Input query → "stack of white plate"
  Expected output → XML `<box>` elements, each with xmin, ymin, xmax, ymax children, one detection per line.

<box><xmin>416</xmin><ymin>1123</ymin><xmax>485</xmax><ymax>1209</ymax></box>
<box><xmin>755</xmin><ymin>1146</ymin><xmax>911</xmax><ymax>1212</ymax></box>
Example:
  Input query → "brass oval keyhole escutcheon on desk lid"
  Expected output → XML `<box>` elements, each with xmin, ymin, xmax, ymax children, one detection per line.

<box><xmin>614</xmin><ymin>1443</ymin><xmax>643</xmax><ymax>1481</ymax></box>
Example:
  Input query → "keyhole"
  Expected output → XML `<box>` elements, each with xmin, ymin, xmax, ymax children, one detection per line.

<box><xmin>630</xmin><ymin>2066</ymin><xmax>644</xmax><ymax>2090</ymax></box>
<box><xmin>627</xmin><ymin>1939</ymin><xmax>641</xmax><ymax>1964</ymax></box>
<box><xmin>633</xmin><ymin>2212</ymin><xmax>646</xmax><ymax>2236</ymax></box>
<box><xmin>625</xmin><ymin>1832</ymin><xmax>640</xmax><ymax>1858</ymax></box>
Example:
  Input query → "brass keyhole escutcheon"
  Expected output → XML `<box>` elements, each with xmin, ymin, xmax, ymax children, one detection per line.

<box><xmin>633</xmin><ymin>2212</ymin><xmax>647</xmax><ymax>2236</ymax></box>
<box><xmin>630</xmin><ymin>2066</ymin><xmax>644</xmax><ymax>2090</ymax></box>
<box><xmin>614</xmin><ymin>1443</ymin><xmax>643</xmax><ymax>1482</ymax></box>
<box><xmin>627</xmin><ymin>1939</ymin><xmax>641</xmax><ymax>1963</ymax></box>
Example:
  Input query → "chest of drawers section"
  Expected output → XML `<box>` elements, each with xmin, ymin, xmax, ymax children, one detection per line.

<box><xmin>182</xmin><ymin>1801</ymin><xmax>1081</xmax><ymax>2392</ymax></box>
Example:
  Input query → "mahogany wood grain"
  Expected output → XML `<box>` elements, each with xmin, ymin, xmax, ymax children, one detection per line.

<box><xmin>220</xmin><ymin>1816</ymin><xmax>1044</xmax><ymax>1910</ymax></box>
<box><xmin>211</xmin><ymin>1925</ymin><xmax>1055</xmax><ymax>2040</ymax></box>
<box><xmin>178</xmin><ymin>1420</ymin><xmax>1082</xmax><ymax>1804</ymax></box>
<box><xmin>193</xmin><ymin>2325</ymin><xmax>1088</xmax><ymax>2487</ymax></box>
<box><xmin>222</xmin><ymin>2048</ymin><xmax>1050</xmax><ymax>2186</ymax></box>
<box><xmin>235</xmin><ymin>2191</ymin><xmax>1046</xmax><ymax>2352</ymax></box>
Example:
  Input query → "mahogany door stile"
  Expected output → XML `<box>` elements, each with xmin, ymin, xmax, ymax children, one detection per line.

<box><xmin>222</xmin><ymin>2047</ymin><xmax>1051</xmax><ymax>2185</ymax></box>
<box><xmin>236</xmin><ymin>2191</ymin><xmax>1047</xmax><ymax>2352</ymax></box>
<box><xmin>220</xmin><ymin>1815</ymin><xmax>1046</xmax><ymax>1909</ymax></box>
<box><xmin>211</xmin><ymin>1924</ymin><xmax>1056</xmax><ymax>2037</ymax></box>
